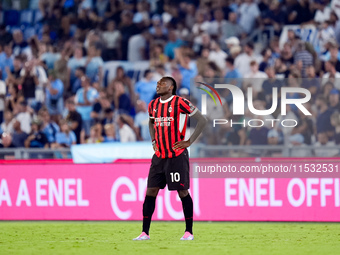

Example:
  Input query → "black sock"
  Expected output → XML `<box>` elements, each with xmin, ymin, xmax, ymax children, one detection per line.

<box><xmin>181</xmin><ymin>194</ymin><xmax>193</xmax><ymax>235</ymax></box>
<box><xmin>142</xmin><ymin>195</ymin><xmax>156</xmax><ymax>235</ymax></box>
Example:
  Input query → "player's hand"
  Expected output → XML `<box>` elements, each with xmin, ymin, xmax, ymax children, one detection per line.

<box><xmin>153</xmin><ymin>143</ymin><xmax>158</xmax><ymax>152</ymax></box>
<box><xmin>172</xmin><ymin>140</ymin><xmax>190</xmax><ymax>150</ymax></box>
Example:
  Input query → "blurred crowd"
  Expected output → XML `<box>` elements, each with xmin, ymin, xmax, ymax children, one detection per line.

<box><xmin>0</xmin><ymin>0</ymin><xmax>340</xmax><ymax>157</ymax></box>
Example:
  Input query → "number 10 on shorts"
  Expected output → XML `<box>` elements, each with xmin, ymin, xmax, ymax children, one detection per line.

<box><xmin>170</xmin><ymin>172</ymin><xmax>180</xmax><ymax>182</ymax></box>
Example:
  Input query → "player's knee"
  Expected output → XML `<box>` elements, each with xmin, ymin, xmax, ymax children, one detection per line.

<box><xmin>177</xmin><ymin>189</ymin><xmax>189</xmax><ymax>198</ymax></box>
<box><xmin>146</xmin><ymin>187</ymin><xmax>159</xmax><ymax>197</ymax></box>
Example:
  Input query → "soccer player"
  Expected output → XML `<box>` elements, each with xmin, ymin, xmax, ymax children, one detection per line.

<box><xmin>133</xmin><ymin>76</ymin><xmax>207</xmax><ymax>241</ymax></box>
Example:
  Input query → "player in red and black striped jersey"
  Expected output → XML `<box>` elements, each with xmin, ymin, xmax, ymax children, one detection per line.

<box><xmin>133</xmin><ymin>76</ymin><xmax>207</xmax><ymax>241</ymax></box>
<box><xmin>148</xmin><ymin>91</ymin><xmax>197</xmax><ymax>158</ymax></box>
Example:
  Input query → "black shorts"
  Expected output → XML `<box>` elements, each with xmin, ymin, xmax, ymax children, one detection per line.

<box><xmin>147</xmin><ymin>149</ymin><xmax>189</xmax><ymax>190</ymax></box>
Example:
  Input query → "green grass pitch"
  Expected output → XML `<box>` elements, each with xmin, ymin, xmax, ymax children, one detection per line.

<box><xmin>0</xmin><ymin>221</ymin><xmax>340</xmax><ymax>255</ymax></box>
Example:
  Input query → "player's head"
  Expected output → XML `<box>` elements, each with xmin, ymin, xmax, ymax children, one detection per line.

<box><xmin>164</xmin><ymin>76</ymin><xmax>177</xmax><ymax>95</ymax></box>
<box><xmin>157</xmin><ymin>76</ymin><xmax>177</xmax><ymax>96</ymax></box>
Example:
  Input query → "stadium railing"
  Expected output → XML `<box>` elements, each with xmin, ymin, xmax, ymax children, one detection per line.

<box><xmin>0</xmin><ymin>145</ymin><xmax>339</xmax><ymax>160</ymax></box>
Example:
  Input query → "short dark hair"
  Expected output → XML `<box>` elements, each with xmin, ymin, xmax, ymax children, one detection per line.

<box><xmin>225</xmin><ymin>56</ymin><xmax>234</xmax><ymax>65</ymax></box>
<box><xmin>77</xmin><ymin>66</ymin><xmax>86</xmax><ymax>74</ymax></box>
<box><xmin>163</xmin><ymin>76</ymin><xmax>177</xmax><ymax>95</ymax></box>
<box><xmin>144</xmin><ymin>69</ymin><xmax>152</xmax><ymax>78</ymax></box>
<box><xmin>316</xmin><ymin>95</ymin><xmax>327</xmax><ymax>104</ymax></box>
<box><xmin>245</xmin><ymin>42</ymin><xmax>254</xmax><ymax>50</ymax></box>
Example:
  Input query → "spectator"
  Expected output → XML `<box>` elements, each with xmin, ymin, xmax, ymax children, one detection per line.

<box><xmin>276</xmin><ymin>105</ymin><xmax>299</xmax><ymax>144</ymax></box>
<box><xmin>24</xmin><ymin>119</ymin><xmax>48</xmax><ymax>148</ymax></box>
<box><xmin>238</xmin><ymin>0</ymin><xmax>261</xmax><ymax>35</ymax></box>
<box><xmin>329</xmin><ymin>89</ymin><xmax>340</xmax><ymax>111</ymax></box>
<box><xmin>118</xmin><ymin>115</ymin><xmax>136</xmax><ymax>142</ymax></box>
<box><xmin>91</xmin><ymin>90</ymin><xmax>112</xmax><ymax>123</ymax></box>
<box><xmin>0</xmin><ymin>24</ymin><xmax>13</xmax><ymax>45</ymax></box>
<box><xmin>6</xmin><ymin>56</ymin><xmax>22</xmax><ymax>87</ymax></box>
<box><xmin>244</xmin><ymin>60</ymin><xmax>268</xmax><ymax>94</ymax></box>
<box><xmin>12</xmin><ymin>121</ymin><xmax>28</xmax><ymax>148</ymax></box>
<box><xmin>54</xmin><ymin>45</ymin><xmax>72</xmax><ymax>94</ymax></box>
<box><xmin>208</xmin><ymin>9</ymin><xmax>227</xmax><ymax>37</ymax></box>
<box><xmin>45</xmin><ymin>70</ymin><xmax>64</xmax><ymax>118</ymax></box>
<box><xmin>102</xmin><ymin>20</ymin><xmax>121</xmax><ymax>61</ymax></box>
<box><xmin>246</xmin><ymin>121</ymin><xmax>269</xmax><ymax>145</ymax></box>
<box><xmin>1</xmin><ymin>112</ymin><xmax>15</xmax><ymax>134</ymax></box>
<box><xmin>52</xmin><ymin>120</ymin><xmax>77</xmax><ymax>148</ymax></box>
<box><xmin>72</xmin><ymin>66</ymin><xmax>86</xmax><ymax>95</ymax></box>
<box><xmin>192</xmin><ymin>9</ymin><xmax>210</xmax><ymax>38</ymax></box>
<box><xmin>267</xmin><ymin>129</ymin><xmax>284</xmax><ymax>145</ymax></box>
<box><xmin>314</xmin><ymin>0</ymin><xmax>332</xmax><ymax>24</ymax></box>
<box><xmin>196</xmin><ymin>48</ymin><xmax>210</xmax><ymax>76</ymax></box>
<box><xmin>111</xmin><ymin>66</ymin><xmax>135</xmax><ymax>102</ymax></box>
<box><xmin>75</xmin><ymin>76</ymin><xmax>98</xmax><ymax>135</ymax></box>
<box><xmin>221</xmin><ymin>12</ymin><xmax>243</xmax><ymax>46</ymax></box>
<box><xmin>6</xmin><ymin>85</ymin><xmax>20</xmax><ymax>114</ymax></box>
<box><xmin>85</xmin><ymin>124</ymin><xmax>104</xmax><ymax>143</ymax></box>
<box><xmin>295</xmin><ymin>102</ymin><xmax>315</xmax><ymax>145</ymax></box>
<box><xmin>12</xmin><ymin>30</ymin><xmax>30</xmax><ymax>57</ymax></box>
<box><xmin>113</xmin><ymin>81</ymin><xmax>131</xmax><ymax>114</ymax></box>
<box><xmin>331</xmin><ymin>110</ymin><xmax>340</xmax><ymax>144</ymax></box>
<box><xmin>224</xmin><ymin>57</ymin><xmax>242</xmax><ymax>105</ymax></box>
<box><xmin>150</xmin><ymin>43</ymin><xmax>169</xmax><ymax>68</ymax></box>
<box><xmin>301</xmin><ymin>65</ymin><xmax>320</xmax><ymax>101</ymax></box>
<box><xmin>261</xmin><ymin>0</ymin><xmax>285</xmax><ymax>34</ymax></box>
<box><xmin>316</xmin><ymin>95</ymin><xmax>335</xmax><ymax>137</ymax></box>
<box><xmin>101</xmin><ymin>108</ymin><xmax>115</xmax><ymax>126</ymax></box>
<box><xmin>281</xmin><ymin>43</ymin><xmax>295</xmax><ymax>67</ymax></box>
<box><xmin>224</xmin><ymin>36</ymin><xmax>240</xmax><ymax>55</ymax></box>
<box><xmin>128</xmin><ymin>29</ymin><xmax>150</xmax><ymax>62</ymax></box>
<box><xmin>327</xmin><ymin>44</ymin><xmax>340</xmax><ymax>71</ymax></box>
<box><xmin>289</xmin><ymin>133</ymin><xmax>312</xmax><ymax>157</ymax></box>
<box><xmin>0</xmin><ymin>43</ymin><xmax>14</xmax><ymax>81</ymax></box>
<box><xmin>314</xmin><ymin>132</ymin><xmax>339</xmax><ymax>156</ymax></box>
<box><xmin>259</xmin><ymin>48</ymin><xmax>274</xmax><ymax>72</ymax></box>
<box><xmin>85</xmin><ymin>43</ymin><xmax>104</xmax><ymax>83</ymax></box>
<box><xmin>262</xmin><ymin>66</ymin><xmax>283</xmax><ymax>100</ymax></box>
<box><xmin>65</xmin><ymin>99</ymin><xmax>82</xmax><ymax>144</ymax></box>
<box><xmin>234</xmin><ymin>42</ymin><xmax>262</xmax><ymax>76</ymax></box>
<box><xmin>0</xmin><ymin>78</ymin><xmax>5</xmax><ymax>124</ymax></box>
<box><xmin>0</xmin><ymin>133</ymin><xmax>15</xmax><ymax>148</ymax></box>
<box><xmin>135</xmin><ymin>70</ymin><xmax>157</xmax><ymax>104</ymax></box>
<box><xmin>15</xmin><ymin>100</ymin><xmax>32</xmax><ymax>135</ymax></box>
<box><xmin>103</xmin><ymin>123</ymin><xmax>117</xmax><ymax>142</ymax></box>
<box><xmin>175</xmin><ymin>47</ymin><xmax>196</xmax><ymax>90</ymax></box>
<box><xmin>67</xmin><ymin>46</ymin><xmax>86</xmax><ymax>86</ymax></box>
<box><xmin>294</xmin><ymin>41</ymin><xmax>313</xmax><ymax>78</ymax></box>
<box><xmin>40</xmin><ymin>108</ymin><xmax>60</xmax><ymax>144</ymax></box>
<box><xmin>19</xmin><ymin>60</ymin><xmax>39</xmax><ymax>104</ymax></box>
<box><xmin>134</xmin><ymin>100</ymin><xmax>150</xmax><ymax>141</ymax></box>
<box><xmin>323</xmin><ymin>61</ymin><xmax>340</xmax><ymax>89</ymax></box>
<box><xmin>119</xmin><ymin>10</ymin><xmax>139</xmax><ymax>60</ymax></box>
<box><xmin>274</xmin><ymin>58</ymin><xmax>290</xmax><ymax>78</ymax></box>
<box><xmin>164</xmin><ymin>29</ymin><xmax>184</xmax><ymax>60</ymax></box>
<box><xmin>318</xmin><ymin>21</ymin><xmax>336</xmax><ymax>53</ymax></box>
<box><xmin>208</xmin><ymin>40</ymin><xmax>228</xmax><ymax>72</ymax></box>
<box><xmin>193</xmin><ymin>31</ymin><xmax>211</xmax><ymax>55</ymax></box>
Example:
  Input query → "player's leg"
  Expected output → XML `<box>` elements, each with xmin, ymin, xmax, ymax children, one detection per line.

<box><xmin>134</xmin><ymin>154</ymin><xmax>165</xmax><ymax>240</ymax></box>
<box><xmin>165</xmin><ymin>149</ymin><xmax>193</xmax><ymax>240</ymax></box>
<box><xmin>178</xmin><ymin>189</ymin><xmax>194</xmax><ymax>240</ymax></box>
<box><xmin>142</xmin><ymin>187</ymin><xmax>160</xmax><ymax>235</ymax></box>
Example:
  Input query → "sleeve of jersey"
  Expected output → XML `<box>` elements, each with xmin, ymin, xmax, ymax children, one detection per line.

<box><xmin>148</xmin><ymin>101</ymin><xmax>154</xmax><ymax>119</ymax></box>
<box><xmin>179</xmin><ymin>98</ymin><xmax>198</xmax><ymax>117</ymax></box>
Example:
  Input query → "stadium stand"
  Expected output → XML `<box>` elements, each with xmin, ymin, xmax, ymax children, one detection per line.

<box><xmin>0</xmin><ymin>0</ymin><xmax>340</xmax><ymax>158</ymax></box>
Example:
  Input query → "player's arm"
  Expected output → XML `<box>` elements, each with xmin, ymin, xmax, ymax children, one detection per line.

<box><xmin>149</xmin><ymin>118</ymin><xmax>158</xmax><ymax>152</ymax></box>
<box><xmin>173</xmin><ymin>109</ymin><xmax>207</xmax><ymax>150</ymax></box>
